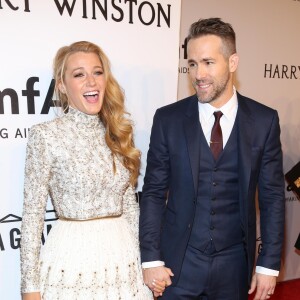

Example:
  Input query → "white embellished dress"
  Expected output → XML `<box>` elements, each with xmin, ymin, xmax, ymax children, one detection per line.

<box><xmin>20</xmin><ymin>107</ymin><xmax>152</xmax><ymax>299</ymax></box>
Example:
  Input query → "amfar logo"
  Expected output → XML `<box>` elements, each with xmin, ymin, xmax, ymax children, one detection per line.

<box><xmin>0</xmin><ymin>211</ymin><xmax>56</xmax><ymax>251</ymax></box>
<box><xmin>180</xmin><ymin>37</ymin><xmax>188</xmax><ymax>60</ymax></box>
<box><xmin>264</xmin><ymin>64</ymin><xmax>300</xmax><ymax>79</ymax></box>
<box><xmin>178</xmin><ymin>37</ymin><xmax>189</xmax><ymax>74</ymax></box>
<box><xmin>0</xmin><ymin>77</ymin><xmax>59</xmax><ymax>115</ymax></box>
<box><xmin>0</xmin><ymin>0</ymin><xmax>172</xmax><ymax>28</ymax></box>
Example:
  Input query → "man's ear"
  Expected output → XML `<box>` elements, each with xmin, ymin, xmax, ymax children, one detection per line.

<box><xmin>229</xmin><ymin>53</ymin><xmax>239</xmax><ymax>73</ymax></box>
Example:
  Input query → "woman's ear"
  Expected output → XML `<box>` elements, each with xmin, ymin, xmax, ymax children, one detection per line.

<box><xmin>58</xmin><ymin>82</ymin><xmax>66</xmax><ymax>94</ymax></box>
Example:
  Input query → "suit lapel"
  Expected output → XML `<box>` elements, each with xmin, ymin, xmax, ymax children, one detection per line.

<box><xmin>183</xmin><ymin>96</ymin><xmax>201</xmax><ymax>196</ymax></box>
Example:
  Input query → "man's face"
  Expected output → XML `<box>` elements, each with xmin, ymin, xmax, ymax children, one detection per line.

<box><xmin>187</xmin><ymin>35</ymin><xmax>238</xmax><ymax>108</ymax></box>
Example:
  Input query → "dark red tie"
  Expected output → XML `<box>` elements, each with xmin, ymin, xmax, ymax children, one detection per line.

<box><xmin>210</xmin><ymin>111</ymin><xmax>223</xmax><ymax>160</ymax></box>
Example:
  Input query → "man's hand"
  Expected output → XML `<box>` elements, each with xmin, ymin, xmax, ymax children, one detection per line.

<box><xmin>143</xmin><ymin>266</ymin><xmax>174</xmax><ymax>297</ymax></box>
<box><xmin>248</xmin><ymin>273</ymin><xmax>277</xmax><ymax>300</ymax></box>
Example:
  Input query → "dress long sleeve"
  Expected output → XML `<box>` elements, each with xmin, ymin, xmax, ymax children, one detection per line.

<box><xmin>20</xmin><ymin>125</ymin><xmax>51</xmax><ymax>293</ymax></box>
<box><xmin>122</xmin><ymin>186</ymin><xmax>140</xmax><ymax>246</ymax></box>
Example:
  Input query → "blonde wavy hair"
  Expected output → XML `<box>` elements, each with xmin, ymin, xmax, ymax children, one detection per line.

<box><xmin>53</xmin><ymin>41</ymin><xmax>140</xmax><ymax>186</ymax></box>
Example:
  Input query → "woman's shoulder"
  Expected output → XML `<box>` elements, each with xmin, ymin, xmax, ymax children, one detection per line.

<box><xmin>29</xmin><ymin>115</ymin><xmax>65</xmax><ymax>139</ymax></box>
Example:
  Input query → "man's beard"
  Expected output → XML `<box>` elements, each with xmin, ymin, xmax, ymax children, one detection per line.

<box><xmin>194</xmin><ymin>73</ymin><xmax>230</xmax><ymax>104</ymax></box>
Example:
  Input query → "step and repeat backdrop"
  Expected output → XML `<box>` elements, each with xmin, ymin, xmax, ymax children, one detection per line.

<box><xmin>0</xmin><ymin>0</ymin><xmax>181</xmax><ymax>298</ymax></box>
<box><xmin>179</xmin><ymin>0</ymin><xmax>300</xmax><ymax>281</ymax></box>
<box><xmin>1</xmin><ymin>0</ymin><xmax>299</xmax><ymax>298</ymax></box>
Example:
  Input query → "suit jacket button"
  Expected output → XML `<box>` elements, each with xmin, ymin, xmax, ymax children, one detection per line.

<box><xmin>210</xmin><ymin>226</ymin><xmax>215</xmax><ymax>230</ymax></box>
<box><xmin>188</xmin><ymin>224</ymin><xmax>191</xmax><ymax>228</ymax></box>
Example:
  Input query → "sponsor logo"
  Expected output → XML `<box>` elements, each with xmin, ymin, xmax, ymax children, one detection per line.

<box><xmin>285</xmin><ymin>196</ymin><xmax>299</xmax><ymax>202</ymax></box>
<box><xmin>264</xmin><ymin>64</ymin><xmax>300</xmax><ymax>79</ymax></box>
<box><xmin>0</xmin><ymin>77</ymin><xmax>59</xmax><ymax>141</ymax></box>
<box><xmin>180</xmin><ymin>37</ymin><xmax>188</xmax><ymax>60</ymax></box>
<box><xmin>0</xmin><ymin>77</ymin><xmax>58</xmax><ymax>115</ymax></box>
<box><xmin>178</xmin><ymin>67</ymin><xmax>189</xmax><ymax>74</ymax></box>
<box><xmin>0</xmin><ymin>128</ymin><xmax>30</xmax><ymax>139</ymax></box>
<box><xmin>0</xmin><ymin>0</ymin><xmax>30</xmax><ymax>12</ymax></box>
<box><xmin>0</xmin><ymin>0</ymin><xmax>172</xmax><ymax>28</ymax></box>
<box><xmin>178</xmin><ymin>37</ymin><xmax>189</xmax><ymax>74</ymax></box>
<box><xmin>0</xmin><ymin>210</ymin><xmax>57</xmax><ymax>252</ymax></box>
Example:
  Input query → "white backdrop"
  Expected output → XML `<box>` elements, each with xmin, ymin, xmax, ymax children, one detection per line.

<box><xmin>0</xmin><ymin>1</ymin><xmax>181</xmax><ymax>298</ymax></box>
<box><xmin>179</xmin><ymin>0</ymin><xmax>300</xmax><ymax>281</ymax></box>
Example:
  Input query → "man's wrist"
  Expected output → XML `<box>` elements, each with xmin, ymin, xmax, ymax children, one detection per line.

<box><xmin>256</xmin><ymin>266</ymin><xmax>279</xmax><ymax>276</ymax></box>
<box><xmin>142</xmin><ymin>261</ymin><xmax>165</xmax><ymax>269</ymax></box>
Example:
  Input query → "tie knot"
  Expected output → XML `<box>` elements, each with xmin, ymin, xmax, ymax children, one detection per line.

<box><xmin>213</xmin><ymin>111</ymin><xmax>223</xmax><ymax>121</ymax></box>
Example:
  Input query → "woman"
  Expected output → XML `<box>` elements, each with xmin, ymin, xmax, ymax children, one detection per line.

<box><xmin>20</xmin><ymin>41</ymin><xmax>159</xmax><ymax>299</ymax></box>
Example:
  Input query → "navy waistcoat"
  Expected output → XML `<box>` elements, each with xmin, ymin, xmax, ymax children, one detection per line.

<box><xmin>189</xmin><ymin>120</ymin><xmax>243</xmax><ymax>252</ymax></box>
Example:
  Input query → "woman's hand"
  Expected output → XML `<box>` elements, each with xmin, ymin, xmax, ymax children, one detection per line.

<box><xmin>22</xmin><ymin>292</ymin><xmax>41</xmax><ymax>300</ymax></box>
<box><xmin>143</xmin><ymin>266</ymin><xmax>174</xmax><ymax>297</ymax></box>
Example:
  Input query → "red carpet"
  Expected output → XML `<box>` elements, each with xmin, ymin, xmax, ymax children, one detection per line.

<box><xmin>248</xmin><ymin>279</ymin><xmax>300</xmax><ymax>300</ymax></box>
<box><xmin>155</xmin><ymin>279</ymin><xmax>300</xmax><ymax>300</ymax></box>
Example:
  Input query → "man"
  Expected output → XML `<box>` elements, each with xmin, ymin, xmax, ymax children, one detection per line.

<box><xmin>139</xmin><ymin>18</ymin><xmax>285</xmax><ymax>300</ymax></box>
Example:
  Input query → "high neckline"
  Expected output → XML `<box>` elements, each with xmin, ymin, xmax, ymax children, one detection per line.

<box><xmin>67</xmin><ymin>106</ymin><xmax>100</xmax><ymax>127</ymax></box>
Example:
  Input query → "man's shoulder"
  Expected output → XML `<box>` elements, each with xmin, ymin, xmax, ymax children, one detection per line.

<box><xmin>237</xmin><ymin>92</ymin><xmax>277</xmax><ymax>116</ymax></box>
<box><xmin>156</xmin><ymin>94</ymin><xmax>197</xmax><ymax>116</ymax></box>
<box><xmin>238</xmin><ymin>92</ymin><xmax>275</xmax><ymax>111</ymax></box>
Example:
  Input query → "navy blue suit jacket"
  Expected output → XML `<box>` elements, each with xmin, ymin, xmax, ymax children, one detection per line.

<box><xmin>139</xmin><ymin>93</ymin><xmax>285</xmax><ymax>284</ymax></box>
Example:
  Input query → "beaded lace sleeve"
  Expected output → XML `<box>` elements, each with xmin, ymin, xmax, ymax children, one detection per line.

<box><xmin>20</xmin><ymin>125</ymin><xmax>51</xmax><ymax>293</ymax></box>
<box><xmin>122</xmin><ymin>185</ymin><xmax>139</xmax><ymax>245</ymax></box>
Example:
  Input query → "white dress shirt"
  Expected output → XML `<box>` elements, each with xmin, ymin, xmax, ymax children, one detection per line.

<box><xmin>198</xmin><ymin>88</ymin><xmax>238</xmax><ymax>148</ymax></box>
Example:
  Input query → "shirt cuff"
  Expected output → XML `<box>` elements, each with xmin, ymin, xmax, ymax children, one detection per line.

<box><xmin>142</xmin><ymin>261</ymin><xmax>165</xmax><ymax>269</ymax></box>
<box><xmin>256</xmin><ymin>266</ymin><xmax>279</xmax><ymax>277</ymax></box>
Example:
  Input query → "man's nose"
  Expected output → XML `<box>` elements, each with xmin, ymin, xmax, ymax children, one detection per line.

<box><xmin>195</xmin><ymin>66</ymin><xmax>207</xmax><ymax>80</ymax></box>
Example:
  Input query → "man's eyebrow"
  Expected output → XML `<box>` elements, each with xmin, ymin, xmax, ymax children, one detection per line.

<box><xmin>187</xmin><ymin>59</ymin><xmax>196</xmax><ymax>64</ymax></box>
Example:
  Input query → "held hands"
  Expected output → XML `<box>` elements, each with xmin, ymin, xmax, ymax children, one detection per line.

<box><xmin>22</xmin><ymin>292</ymin><xmax>41</xmax><ymax>300</ymax></box>
<box><xmin>248</xmin><ymin>273</ymin><xmax>277</xmax><ymax>300</ymax></box>
<box><xmin>143</xmin><ymin>266</ymin><xmax>174</xmax><ymax>297</ymax></box>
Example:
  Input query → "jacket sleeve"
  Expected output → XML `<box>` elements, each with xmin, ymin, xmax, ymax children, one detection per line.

<box><xmin>139</xmin><ymin>110</ymin><xmax>170</xmax><ymax>263</ymax></box>
<box><xmin>256</xmin><ymin>110</ymin><xmax>285</xmax><ymax>271</ymax></box>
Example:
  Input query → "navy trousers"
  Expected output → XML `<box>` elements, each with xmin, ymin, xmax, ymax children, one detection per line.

<box><xmin>160</xmin><ymin>242</ymin><xmax>248</xmax><ymax>300</ymax></box>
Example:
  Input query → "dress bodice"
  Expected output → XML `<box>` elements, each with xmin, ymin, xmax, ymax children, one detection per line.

<box><xmin>40</xmin><ymin>107</ymin><xmax>130</xmax><ymax>218</ymax></box>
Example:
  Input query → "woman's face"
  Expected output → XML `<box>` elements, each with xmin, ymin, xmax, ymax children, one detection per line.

<box><xmin>60</xmin><ymin>51</ymin><xmax>107</xmax><ymax>115</ymax></box>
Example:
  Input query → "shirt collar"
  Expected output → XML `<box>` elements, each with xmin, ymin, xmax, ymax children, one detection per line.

<box><xmin>198</xmin><ymin>87</ymin><xmax>238</xmax><ymax>122</ymax></box>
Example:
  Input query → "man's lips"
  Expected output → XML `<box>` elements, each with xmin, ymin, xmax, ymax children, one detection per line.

<box><xmin>195</xmin><ymin>82</ymin><xmax>211</xmax><ymax>90</ymax></box>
